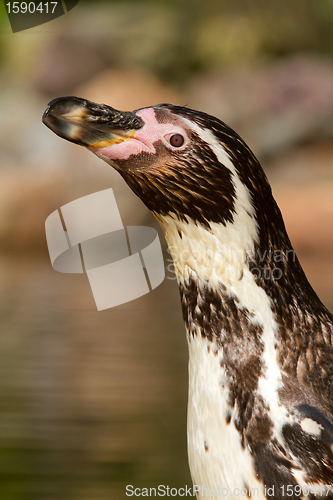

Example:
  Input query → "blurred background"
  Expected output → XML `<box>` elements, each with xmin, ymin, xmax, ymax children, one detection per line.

<box><xmin>0</xmin><ymin>0</ymin><xmax>333</xmax><ymax>498</ymax></box>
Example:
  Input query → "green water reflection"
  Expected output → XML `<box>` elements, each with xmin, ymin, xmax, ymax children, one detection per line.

<box><xmin>0</xmin><ymin>257</ymin><xmax>191</xmax><ymax>499</ymax></box>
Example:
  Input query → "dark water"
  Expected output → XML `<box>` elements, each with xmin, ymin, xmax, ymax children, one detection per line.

<box><xmin>0</xmin><ymin>256</ymin><xmax>191</xmax><ymax>499</ymax></box>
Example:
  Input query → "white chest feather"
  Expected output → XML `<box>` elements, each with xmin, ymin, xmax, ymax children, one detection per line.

<box><xmin>187</xmin><ymin>333</ymin><xmax>266</xmax><ymax>499</ymax></box>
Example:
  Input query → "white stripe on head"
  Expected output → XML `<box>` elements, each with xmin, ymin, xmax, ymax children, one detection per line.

<box><xmin>156</xmin><ymin>122</ymin><xmax>258</xmax><ymax>290</ymax></box>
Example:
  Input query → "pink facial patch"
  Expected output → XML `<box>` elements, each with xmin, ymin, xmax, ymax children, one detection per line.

<box><xmin>89</xmin><ymin>136</ymin><xmax>154</xmax><ymax>161</ymax></box>
<box><xmin>88</xmin><ymin>107</ymin><xmax>189</xmax><ymax>162</ymax></box>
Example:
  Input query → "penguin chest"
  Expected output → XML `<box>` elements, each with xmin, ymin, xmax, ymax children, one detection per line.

<box><xmin>187</xmin><ymin>334</ymin><xmax>265</xmax><ymax>499</ymax></box>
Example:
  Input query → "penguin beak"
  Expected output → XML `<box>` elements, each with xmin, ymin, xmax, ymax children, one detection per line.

<box><xmin>42</xmin><ymin>96</ymin><xmax>144</xmax><ymax>148</ymax></box>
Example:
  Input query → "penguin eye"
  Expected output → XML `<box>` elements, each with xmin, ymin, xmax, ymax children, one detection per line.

<box><xmin>169</xmin><ymin>134</ymin><xmax>185</xmax><ymax>148</ymax></box>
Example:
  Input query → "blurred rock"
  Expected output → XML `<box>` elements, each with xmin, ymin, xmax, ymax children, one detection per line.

<box><xmin>33</xmin><ymin>2</ymin><xmax>181</xmax><ymax>97</ymax></box>
<box><xmin>274</xmin><ymin>181</ymin><xmax>333</xmax><ymax>256</ymax></box>
<box><xmin>75</xmin><ymin>66</ymin><xmax>184</xmax><ymax>110</ymax></box>
<box><xmin>34</xmin><ymin>32</ymin><xmax>108</xmax><ymax>97</ymax></box>
<box><xmin>268</xmin><ymin>143</ymin><xmax>333</xmax><ymax>304</ymax></box>
<box><xmin>188</xmin><ymin>55</ymin><xmax>333</xmax><ymax>158</ymax></box>
<box><xmin>0</xmin><ymin>170</ymin><xmax>71</xmax><ymax>255</ymax></box>
<box><xmin>267</xmin><ymin>142</ymin><xmax>333</xmax><ymax>258</ymax></box>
